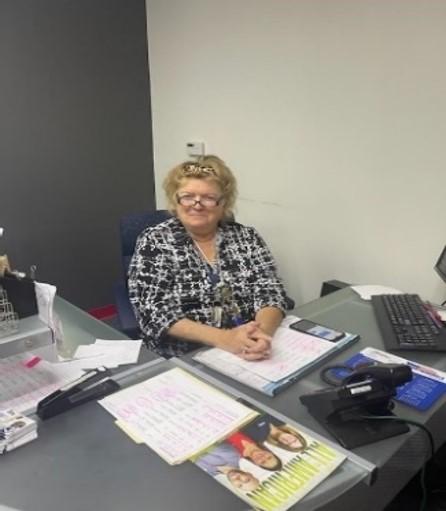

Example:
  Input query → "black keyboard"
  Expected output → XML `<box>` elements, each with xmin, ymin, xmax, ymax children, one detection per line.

<box><xmin>371</xmin><ymin>294</ymin><xmax>446</xmax><ymax>351</ymax></box>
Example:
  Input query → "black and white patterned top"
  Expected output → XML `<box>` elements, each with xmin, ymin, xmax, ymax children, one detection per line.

<box><xmin>128</xmin><ymin>217</ymin><xmax>288</xmax><ymax>358</ymax></box>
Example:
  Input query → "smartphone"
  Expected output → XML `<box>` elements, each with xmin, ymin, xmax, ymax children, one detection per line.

<box><xmin>289</xmin><ymin>319</ymin><xmax>345</xmax><ymax>342</ymax></box>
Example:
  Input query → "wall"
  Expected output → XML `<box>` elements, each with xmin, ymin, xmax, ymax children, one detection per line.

<box><xmin>1</xmin><ymin>0</ymin><xmax>155</xmax><ymax>310</ymax></box>
<box><xmin>146</xmin><ymin>0</ymin><xmax>446</xmax><ymax>306</ymax></box>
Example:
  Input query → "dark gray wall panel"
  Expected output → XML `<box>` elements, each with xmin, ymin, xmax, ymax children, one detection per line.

<box><xmin>0</xmin><ymin>0</ymin><xmax>155</xmax><ymax>310</ymax></box>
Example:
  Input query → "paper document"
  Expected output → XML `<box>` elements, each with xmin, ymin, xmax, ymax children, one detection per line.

<box><xmin>337</xmin><ymin>347</ymin><xmax>446</xmax><ymax>411</ymax></box>
<box><xmin>34</xmin><ymin>281</ymin><xmax>64</xmax><ymax>346</ymax></box>
<box><xmin>351</xmin><ymin>285</ymin><xmax>404</xmax><ymax>300</ymax></box>
<box><xmin>34</xmin><ymin>281</ymin><xmax>56</xmax><ymax>327</ymax></box>
<box><xmin>194</xmin><ymin>316</ymin><xmax>360</xmax><ymax>395</ymax></box>
<box><xmin>65</xmin><ymin>339</ymin><xmax>142</xmax><ymax>370</ymax></box>
<box><xmin>360</xmin><ymin>347</ymin><xmax>446</xmax><ymax>383</ymax></box>
<box><xmin>99</xmin><ymin>367</ymin><xmax>259</xmax><ymax>464</ymax></box>
<box><xmin>200</xmin><ymin>327</ymin><xmax>334</xmax><ymax>383</ymax></box>
<box><xmin>0</xmin><ymin>353</ymin><xmax>84</xmax><ymax>414</ymax></box>
<box><xmin>240</xmin><ymin>326</ymin><xmax>336</xmax><ymax>381</ymax></box>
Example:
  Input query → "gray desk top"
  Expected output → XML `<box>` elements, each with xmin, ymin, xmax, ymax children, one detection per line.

<box><xmin>0</xmin><ymin>357</ymin><xmax>370</xmax><ymax>511</ymax></box>
<box><xmin>1</xmin><ymin>290</ymin><xmax>445</xmax><ymax>511</ymax></box>
<box><xmin>54</xmin><ymin>297</ymin><xmax>131</xmax><ymax>354</ymax></box>
<box><xmin>186</xmin><ymin>288</ymin><xmax>446</xmax><ymax>510</ymax></box>
<box><xmin>54</xmin><ymin>296</ymin><xmax>155</xmax><ymax>365</ymax></box>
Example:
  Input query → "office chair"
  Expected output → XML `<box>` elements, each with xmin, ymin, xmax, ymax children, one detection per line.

<box><xmin>113</xmin><ymin>209</ymin><xmax>171</xmax><ymax>338</ymax></box>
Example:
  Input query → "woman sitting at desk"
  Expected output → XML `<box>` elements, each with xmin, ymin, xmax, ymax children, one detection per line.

<box><xmin>128</xmin><ymin>155</ymin><xmax>288</xmax><ymax>359</ymax></box>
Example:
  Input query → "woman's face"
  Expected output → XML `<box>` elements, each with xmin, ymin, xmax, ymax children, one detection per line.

<box><xmin>227</xmin><ymin>469</ymin><xmax>260</xmax><ymax>492</ymax></box>
<box><xmin>175</xmin><ymin>178</ymin><xmax>225</xmax><ymax>235</ymax></box>
<box><xmin>249</xmin><ymin>446</ymin><xmax>280</xmax><ymax>470</ymax></box>
<box><xmin>278</xmin><ymin>432</ymin><xmax>304</xmax><ymax>449</ymax></box>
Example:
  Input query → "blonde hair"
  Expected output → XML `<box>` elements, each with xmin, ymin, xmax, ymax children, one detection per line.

<box><xmin>163</xmin><ymin>155</ymin><xmax>237</xmax><ymax>221</ymax></box>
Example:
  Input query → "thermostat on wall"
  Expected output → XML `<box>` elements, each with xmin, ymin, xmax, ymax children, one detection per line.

<box><xmin>186</xmin><ymin>141</ymin><xmax>205</xmax><ymax>157</ymax></box>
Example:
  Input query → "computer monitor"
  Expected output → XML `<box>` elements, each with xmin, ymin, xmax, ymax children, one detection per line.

<box><xmin>435</xmin><ymin>245</ymin><xmax>446</xmax><ymax>283</ymax></box>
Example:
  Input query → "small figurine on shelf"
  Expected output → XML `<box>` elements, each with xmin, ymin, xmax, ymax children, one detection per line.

<box><xmin>0</xmin><ymin>228</ymin><xmax>11</xmax><ymax>277</ymax></box>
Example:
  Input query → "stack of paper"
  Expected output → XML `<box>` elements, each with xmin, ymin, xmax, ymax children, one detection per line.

<box><xmin>100</xmin><ymin>366</ymin><xmax>348</xmax><ymax>511</ymax></box>
<box><xmin>65</xmin><ymin>339</ymin><xmax>143</xmax><ymax>370</ymax></box>
<box><xmin>0</xmin><ymin>408</ymin><xmax>37</xmax><ymax>453</ymax></box>
<box><xmin>99</xmin><ymin>367</ymin><xmax>259</xmax><ymax>464</ymax></box>
<box><xmin>0</xmin><ymin>353</ymin><xmax>85</xmax><ymax>415</ymax></box>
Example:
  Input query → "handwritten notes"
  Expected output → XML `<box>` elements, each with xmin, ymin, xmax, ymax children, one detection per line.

<box><xmin>99</xmin><ymin>368</ymin><xmax>258</xmax><ymax>464</ymax></box>
<box><xmin>242</xmin><ymin>327</ymin><xmax>335</xmax><ymax>381</ymax></box>
<box><xmin>196</xmin><ymin>326</ymin><xmax>335</xmax><ymax>383</ymax></box>
<box><xmin>192</xmin><ymin>316</ymin><xmax>361</xmax><ymax>395</ymax></box>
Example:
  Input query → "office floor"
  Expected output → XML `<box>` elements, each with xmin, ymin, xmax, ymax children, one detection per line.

<box><xmin>385</xmin><ymin>452</ymin><xmax>446</xmax><ymax>511</ymax></box>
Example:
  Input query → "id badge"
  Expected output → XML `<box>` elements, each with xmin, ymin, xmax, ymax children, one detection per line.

<box><xmin>212</xmin><ymin>305</ymin><xmax>222</xmax><ymax>327</ymax></box>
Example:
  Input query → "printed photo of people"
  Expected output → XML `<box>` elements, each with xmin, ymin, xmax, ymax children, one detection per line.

<box><xmin>192</xmin><ymin>413</ymin><xmax>346</xmax><ymax>511</ymax></box>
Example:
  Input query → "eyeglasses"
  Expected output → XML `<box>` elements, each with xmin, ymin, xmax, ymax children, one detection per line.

<box><xmin>176</xmin><ymin>193</ymin><xmax>223</xmax><ymax>208</ymax></box>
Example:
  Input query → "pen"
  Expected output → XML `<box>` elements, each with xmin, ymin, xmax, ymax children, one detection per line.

<box><xmin>233</xmin><ymin>315</ymin><xmax>244</xmax><ymax>327</ymax></box>
<box><xmin>406</xmin><ymin>361</ymin><xmax>446</xmax><ymax>383</ymax></box>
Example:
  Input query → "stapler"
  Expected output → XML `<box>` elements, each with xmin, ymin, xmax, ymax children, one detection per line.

<box><xmin>37</xmin><ymin>367</ymin><xmax>120</xmax><ymax>420</ymax></box>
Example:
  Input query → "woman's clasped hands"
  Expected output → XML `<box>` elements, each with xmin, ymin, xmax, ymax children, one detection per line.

<box><xmin>222</xmin><ymin>321</ymin><xmax>272</xmax><ymax>361</ymax></box>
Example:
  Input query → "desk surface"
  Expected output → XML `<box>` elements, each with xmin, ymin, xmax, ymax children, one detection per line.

<box><xmin>1</xmin><ymin>290</ymin><xmax>445</xmax><ymax>511</ymax></box>
<box><xmin>54</xmin><ymin>297</ymin><xmax>155</xmax><ymax>366</ymax></box>
<box><xmin>55</xmin><ymin>297</ymin><xmax>132</xmax><ymax>354</ymax></box>
<box><xmin>188</xmin><ymin>288</ymin><xmax>446</xmax><ymax>510</ymax></box>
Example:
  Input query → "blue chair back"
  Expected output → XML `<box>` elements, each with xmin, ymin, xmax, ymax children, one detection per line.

<box><xmin>114</xmin><ymin>209</ymin><xmax>171</xmax><ymax>338</ymax></box>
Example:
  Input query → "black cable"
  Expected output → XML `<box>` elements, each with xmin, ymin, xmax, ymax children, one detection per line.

<box><xmin>359</xmin><ymin>414</ymin><xmax>434</xmax><ymax>511</ymax></box>
<box><xmin>319</xmin><ymin>365</ymin><xmax>438</xmax><ymax>510</ymax></box>
<box><xmin>319</xmin><ymin>362</ymin><xmax>378</xmax><ymax>386</ymax></box>
<box><xmin>319</xmin><ymin>365</ymin><xmax>352</xmax><ymax>386</ymax></box>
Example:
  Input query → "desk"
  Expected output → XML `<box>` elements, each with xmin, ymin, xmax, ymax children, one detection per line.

<box><xmin>0</xmin><ymin>295</ymin><xmax>369</xmax><ymax>511</ymax></box>
<box><xmin>188</xmin><ymin>287</ymin><xmax>446</xmax><ymax>510</ymax></box>
<box><xmin>1</xmin><ymin>291</ymin><xmax>445</xmax><ymax>511</ymax></box>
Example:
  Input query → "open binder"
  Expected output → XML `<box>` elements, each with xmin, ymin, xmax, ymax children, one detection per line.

<box><xmin>193</xmin><ymin>316</ymin><xmax>360</xmax><ymax>396</ymax></box>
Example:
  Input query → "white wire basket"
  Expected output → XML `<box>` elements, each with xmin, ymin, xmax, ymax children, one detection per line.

<box><xmin>0</xmin><ymin>286</ymin><xmax>19</xmax><ymax>337</ymax></box>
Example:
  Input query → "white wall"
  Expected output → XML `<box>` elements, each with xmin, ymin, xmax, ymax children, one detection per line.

<box><xmin>146</xmin><ymin>0</ymin><xmax>446</xmax><ymax>306</ymax></box>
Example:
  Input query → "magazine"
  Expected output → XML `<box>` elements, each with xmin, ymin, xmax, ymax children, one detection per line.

<box><xmin>191</xmin><ymin>412</ymin><xmax>346</xmax><ymax>511</ymax></box>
